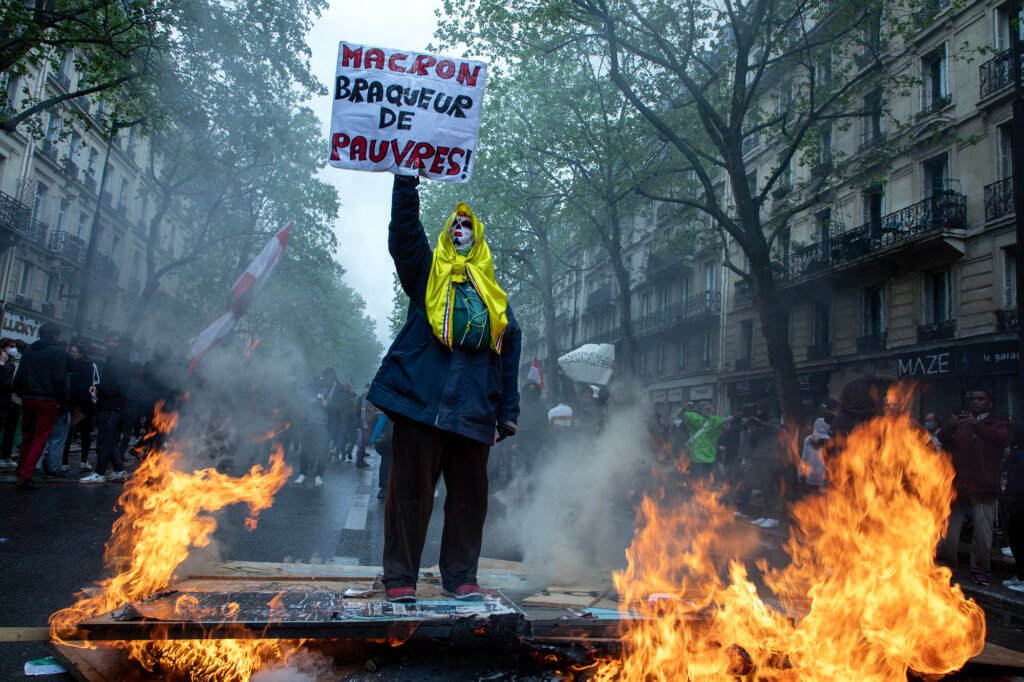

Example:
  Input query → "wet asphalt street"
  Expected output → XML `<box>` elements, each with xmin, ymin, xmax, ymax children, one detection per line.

<box><xmin>0</xmin><ymin>443</ymin><xmax>1022</xmax><ymax>681</ymax></box>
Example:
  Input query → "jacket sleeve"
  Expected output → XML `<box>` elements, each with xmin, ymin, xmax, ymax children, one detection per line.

<box><xmin>496</xmin><ymin>307</ymin><xmax>522</xmax><ymax>427</ymax></box>
<box><xmin>389</xmin><ymin>175</ymin><xmax>432</xmax><ymax>301</ymax></box>
<box><xmin>975</xmin><ymin>418</ymin><xmax>1011</xmax><ymax>449</ymax></box>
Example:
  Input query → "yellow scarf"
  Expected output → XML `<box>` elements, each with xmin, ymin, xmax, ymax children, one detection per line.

<box><xmin>425</xmin><ymin>203</ymin><xmax>509</xmax><ymax>353</ymax></box>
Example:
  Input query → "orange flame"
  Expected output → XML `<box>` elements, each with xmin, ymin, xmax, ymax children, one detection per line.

<box><xmin>596</xmin><ymin>389</ymin><xmax>985</xmax><ymax>680</ymax></box>
<box><xmin>50</xmin><ymin>404</ymin><xmax>293</xmax><ymax>681</ymax></box>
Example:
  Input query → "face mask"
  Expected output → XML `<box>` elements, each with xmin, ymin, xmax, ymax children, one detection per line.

<box><xmin>450</xmin><ymin>215</ymin><xmax>475</xmax><ymax>255</ymax></box>
<box><xmin>6</xmin><ymin>348</ymin><xmax>19</xmax><ymax>360</ymax></box>
<box><xmin>924</xmin><ymin>421</ymin><xmax>936</xmax><ymax>431</ymax></box>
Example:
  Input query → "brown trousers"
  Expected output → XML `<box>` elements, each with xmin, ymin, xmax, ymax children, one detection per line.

<box><xmin>383</xmin><ymin>417</ymin><xmax>490</xmax><ymax>592</ymax></box>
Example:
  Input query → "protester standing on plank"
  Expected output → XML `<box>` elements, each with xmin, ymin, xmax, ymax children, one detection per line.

<box><xmin>369</xmin><ymin>173</ymin><xmax>521</xmax><ymax>604</ymax></box>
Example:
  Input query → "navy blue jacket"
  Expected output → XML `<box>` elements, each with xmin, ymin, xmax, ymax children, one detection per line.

<box><xmin>368</xmin><ymin>175</ymin><xmax>521</xmax><ymax>445</ymax></box>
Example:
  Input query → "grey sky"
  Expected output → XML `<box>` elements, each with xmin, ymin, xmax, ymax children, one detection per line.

<box><xmin>307</xmin><ymin>0</ymin><xmax>445</xmax><ymax>347</ymax></box>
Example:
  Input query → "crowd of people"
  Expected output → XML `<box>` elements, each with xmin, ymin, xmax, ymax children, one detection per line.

<box><xmin>2</xmin><ymin>323</ymin><xmax>177</xmax><ymax>489</ymax></box>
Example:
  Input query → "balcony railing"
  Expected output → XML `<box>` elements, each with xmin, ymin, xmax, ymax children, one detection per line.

<box><xmin>789</xmin><ymin>242</ymin><xmax>831</xmax><ymax>279</ymax></box>
<box><xmin>734</xmin><ymin>280</ymin><xmax>752</xmax><ymax>307</ymax></box>
<box><xmin>806</xmin><ymin>343</ymin><xmax>832</xmax><ymax>360</ymax></box>
<box><xmin>47</xmin><ymin>230</ymin><xmax>86</xmax><ymax>264</ymax></box>
<box><xmin>979</xmin><ymin>48</ymin><xmax>1022</xmax><ymax>100</ymax></box>
<box><xmin>40</xmin><ymin>302</ymin><xmax>55</xmax><ymax>317</ymax></box>
<box><xmin>856</xmin><ymin>331</ymin><xmax>887</xmax><ymax>352</ymax></box>
<box><xmin>915</xmin><ymin>0</ymin><xmax>950</xmax><ymax>26</ymax></box>
<box><xmin>587</xmin><ymin>284</ymin><xmax>613</xmax><ymax>310</ymax></box>
<box><xmin>832</xmin><ymin>190</ymin><xmax>965</xmax><ymax>262</ymax></box>
<box><xmin>14</xmin><ymin>295</ymin><xmax>32</xmax><ymax>309</ymax></box>
<box><xmin>53</xmin><ymin>71</ymin><xmax>71</xmax><ymax>90</ymax></box>
<box><xmin>915</xmin><ymin>93</ymin><xmax>952</xmax><ymax>121</ymax></box>
<box><xmin>25</xmin><ymin>218</ymin><xmax>48</xmax><ymax>246</ymax></box>
<box><xmin>84</xmin><ymin>174</ymin><xmax>97</xmax><ymax>193</ymax></box>
<box><xmin>62</xmin><ymin>159</ymin><xmax>78</xmax><ymax>179</ymax></box>
<box><xmin>646</xmin><ymin>243</ymin><xmax>696</xmax><ymax>280</ymax></box>
<box><xmin>634</xmin><ymin>291</ymin><xmax>722</xmax><ymax>338</ymax></box>
<box><xmin>858</xmin><ymin>131</ymin><xmax>886</xmax><ymax>153</ymax></box>
<box><xmin>984</xmin><ymin>175</ymin><xmax>1014</xmax><ymax>222</ymax></box>
<box><xmin>94</xmin><ymin>253</ymin><xmax>119</xmax><ymax>283</ymax></box>
<box><xmin>581</xmin><ymin>326</ymin><xmax>621</xmax><ymax>346</ymax></box>
<box><xmin>918</xmin><ymin>319</ymin><xmax>956</xmax><ymax>342</ymax></box>
<box><xmin>0</xmin><ymin>191</ymin><xmax>31</xmax><ymax>237</ymax></box>
<box><xmin>997</xmin><ymin>308</ymin><xmax>1019</xmax><ymax>332</ymax></box>
<box><xmin>40</xmin><ymin>140</ymin><xmax>58</xmax><ymax>161</ymax></box>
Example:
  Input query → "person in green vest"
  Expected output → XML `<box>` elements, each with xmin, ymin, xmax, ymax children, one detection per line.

<box><xmin>683</xmin><ymin>401</ymin><xmax>727</xmax><ymax>480</ymax></box>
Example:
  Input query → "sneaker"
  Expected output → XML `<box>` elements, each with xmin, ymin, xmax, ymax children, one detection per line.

<box><xmin>0</xmin><ymin>459</ymin><xmax>15</xmax><ymax>470</ymax></box>
<box><xmin>442</xmin><ymin>584</ymin><xmax>485</xmax><ymax>601</ymax></box>
<box><xmin>377</xmin><ymin>488</ymin><xmax>386</xmax><ymax>500</ymax></box>
<box><xmin>751</xmin><ymin>518</ymin><xmax>767</xmax><ymax>526</ymax></box>
<box><xmin>15</xmin><ymin>480</ymin><xmax>39</xmax><ymax>490</ymax></box>
<box><xmin>971</xmin><ymin>574</ymin><xmax>991</xmax><ymax>587</ymax></box>
<box><xmin>386</xmin><ymin>586</ymin><xmax>416</xmax><ymax>603</ymax></box>
<box><xmin>1003</xmin><ymin>546</ymin><xmax>1015</xmax><ymax>558</ymax></box>
<box><xmin>355</xmin><ymin>459</ymin><xmax>370</xmax><ymax>469</ymax></box>
<box><xmin>293</xmin><ymin>474</ymin><xmax>306</xmax><ymax>485</ymax></box>
<box><xmin>759</xmin><ymin>518</ymin><xmax>780</xmax><ymax>529</ymax></box>
<box><xmin>1002</xmin><ymin>576</ymin><xmax>1024</xmax><ymax>588</ymax></box>
<box><xmin>43</xmin><ymin>469</ymin><xmax>65</xmax><ymax>479</ymax></box>
<box><xmin>60</xmin><ymin>465</ymin><xmax>69</xmax><ymax>473</ymax></box>
<box><xmin>733</xmin><ymin>511</ymin><xmax>748</xmax><ymax>518</ymax></box>
<box><xmin>106</xmin><ymin>470</ymin><xmax>128</xmax><ymax>482</ymax></box>
<box><xmin>314</xmin><ymin>475</ymin><xmax>324</xmax><ymax>488</ymax></box>
<box><xmin>80</xmin><ymin>472</ymin><xmax>106</xmax><ymax>484</ymax></box>
<box><xmin>79</xmin><ymin>462</ymin><xmax>93</xmax><ymax>472</ymax></box>
<box><xmin>1009</xmin><ymin>582</ymin><xmax>1024</xmax><ymax>593</ymax></box>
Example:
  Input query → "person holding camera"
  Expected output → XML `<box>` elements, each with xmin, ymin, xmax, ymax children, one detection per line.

<box><xmin>936</xmin><ymin>389</ymin><xmax>1010</xmax><ymax>587</ymax></box>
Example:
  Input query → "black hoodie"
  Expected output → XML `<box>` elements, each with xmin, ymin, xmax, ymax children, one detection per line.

<box><xmin>13</xmin><ymin>339</ymin><xmax>69</xmax><ymax>406</ymax></box>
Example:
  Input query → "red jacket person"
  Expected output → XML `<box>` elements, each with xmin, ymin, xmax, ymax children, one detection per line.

<box><xmin>368</xmin><ymin>174</ymin><xmax>521</xmax><ymax>603</ymax></box>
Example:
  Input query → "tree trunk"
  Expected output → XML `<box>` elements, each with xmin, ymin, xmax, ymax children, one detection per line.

<box><xmin>749</xmin><ymin>253</ymin><xmax>804</xmax><ymax>424</ymax></box>
<box><xmin>538</xmin><ymin>234</ymin><xmax>560</xmax><ymax>401</ymax></box>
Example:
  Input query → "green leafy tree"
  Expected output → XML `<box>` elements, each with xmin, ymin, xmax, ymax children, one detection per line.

<box><xmin>440</xmin><ymin>0</ymin><xmax>930</xmax><ymax>419</ymax></box>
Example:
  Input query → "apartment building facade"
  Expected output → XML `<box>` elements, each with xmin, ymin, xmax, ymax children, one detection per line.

<box><xmin>0</xmin><ymin>52</ymin><xmax>185</xmax><ymax>353</ymax></box>
<box><xmin>523</xmin><ymin>0</ymin><xmax>1020</xmax><ymax>421</ymax></box>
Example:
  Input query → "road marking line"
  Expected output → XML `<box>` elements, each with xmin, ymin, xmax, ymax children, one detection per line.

<box><xmin>331</xmin><ymin>556</ymin><xmax>360</xmax><ymax>566</ymax></box>
<box><xmin>344</xmin><ymin>493</ymin><xmax>370</xmax><ymax>531</ymax></box>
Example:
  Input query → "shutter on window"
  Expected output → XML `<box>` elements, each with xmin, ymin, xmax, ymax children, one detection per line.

<box><xmin>1003</xmin><ymin>249</ymin><xmax>1017</xmax><ymax>310</ymax></box>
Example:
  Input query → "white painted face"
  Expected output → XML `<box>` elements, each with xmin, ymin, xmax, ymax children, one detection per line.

<box><xmin>450</xmin><ymin>214</ymin><xmax>475</xmax><ymax>254</ymax></box>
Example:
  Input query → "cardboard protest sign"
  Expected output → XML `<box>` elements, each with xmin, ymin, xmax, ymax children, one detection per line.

<box><xmin>328</xmin><ymin>41</ymin><xmax>487</xmax><ymax>183</ymax></box>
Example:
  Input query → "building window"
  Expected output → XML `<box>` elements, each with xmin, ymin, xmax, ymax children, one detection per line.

<box><xmin>864</xmin><ymin>8</ymin><xmax>882</xmax><ymax>55</ymax></box>
<box><xmin>816</xmin><ymin>50</ymin><xmax>832</xmax><ymax>85</ymax></box>
<box><xmin>32</xmin><ymin>182</ymin><xmax>48</xmax><ymax>222</ymax></box>
<box><xmin>701</xmin><ymin>329</ymin><xmax>714</xmax><ymax>368</ymax></box>
<box><xmin>819</xmin><ymin>126</ymin><xmax>833</xmax><ymax>168</ymax></box>
<box><xmin>657</xmin><ymin>345</ymin><xmax>665</xmax><ymax>375</ymax></box>
<box><xmin>1003</xmin><ymin>247</ymin><xmax>1017</xmax><ymax>310</ymax></box>
<box><xmin>994</xmin><ymin>3</ymin><xmax>1020</xmax><ymax>51</ymax></box>
<box><xmin>76</xmin><ymin>210</ymin><xmax>88</xmax><ymax>238</ymax></box>
<box><xmin>923</xmin><ymin>269</ymin><xmax>953</xmax><ymax>324</ymax></box>
<box><xmin>641</xmin><ymin>291</ymin><xmax>652</xmax><ymax>316</ymax></box>
<box><xmin>922</xmin><ymin>45</ymin><xmax>949</xmax><ymax>109</ymax></box>
<box><xmin>18</xmin><ymin>263</ymin><xmax>34</xmax><ymax>296</ymax></box>
<box><xmin>45</xmin><ymin>274</ymin><xmax>56</xmax><ymax>303</ymax></box>
<box><xmin>998</xmin><ymin>122</ymin><xmax>1014</xmax><ymax>180</ymax></box>
<box><xmin>863</xmin><ymin>90</ymin><xmax>884</xmax><ymax>146</ymax></box>
<box><xmin>922</xmin><ymin>153</ymin><xmax>950</xmax><ymax>197</ymax></box>
<box><xmin>3</xmin><ymin>74</ymin><xmax>20</xmax><ymax>109</ymax></box>
<box><xmin>814</xmin><ymin>208</ymin><xmax>832</xmax><ymax>244</ymax></box>
<box><xmin>677</xmin><ymin>337</ymin><xmax>687</xmax><ymax>371</ymax></box>
<box><xmin>704</xmin><ymin>262</ymin><xmax>717</xmax><ymax>292</ymax></box>
<box><xmin>812</xmin><ymin>300</ymin><xmax>831</xmax><ymax>348</ymax></box>
<box><xmin>739</xmin><ymin>319</ymin><xmax>754</xmax><ymax>360</ymax></box>
<box><xmin>118</xmin><ymin>177</ymin><xmax>129</xmax><ymax>207</ymax></box>
<box><xmin>658</xmin><ymin>285</ymin><xmax>669</xmax><ymax>309</ymax></box>
<box><xmin>863</xmin><ymin>187</ymin><xmax>884</xmax><ymax>235</ymax></box>
<box><xmin>56</xmin><ymin>199</ymin><xmax>69</xmax><ymax>233</ymax></box>
<box><xmin>864</xmin><ymin>286</ymin><xmax>886</xmax><ymax>336</ymax></box>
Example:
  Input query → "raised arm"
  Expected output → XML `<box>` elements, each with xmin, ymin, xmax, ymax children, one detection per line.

<box><xmin>389</xmin><ymin>175</ymin><xmax>432</xmax><ymax>300</ymax></box>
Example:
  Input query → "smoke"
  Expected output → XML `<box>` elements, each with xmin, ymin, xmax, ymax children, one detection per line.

<box><xmin>250</xmin><ymin>647</ymin><xmax>338</xmax><ymax>682</ymax></box>
<box><xmin>491</xmin><ymin>395</ymin><xmax>653</xmax><ymax>584</ymax></box>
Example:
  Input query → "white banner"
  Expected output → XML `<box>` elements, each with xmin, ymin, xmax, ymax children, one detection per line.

<box><xmin>328</xmin><ymin>41</ymin><xmax>487</xmax><ymax>183</ymax></box>
<box><xmin>558</xmin><ymin>344</ymin><xmax>616</xmax><ymax>387</ymax></box>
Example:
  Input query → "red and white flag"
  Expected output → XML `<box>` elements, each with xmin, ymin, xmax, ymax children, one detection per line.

<box><xmin>527</xmin><ymin>357</ymin><xmax>544</xmax><ymax>389</ymax></box>
<box><xmin>188</xmin><ymin>222</ymin><xmax>292</xmax><ymax>373</ymax></box>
